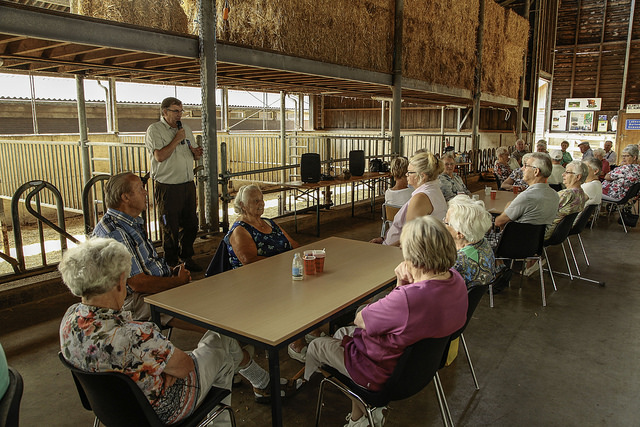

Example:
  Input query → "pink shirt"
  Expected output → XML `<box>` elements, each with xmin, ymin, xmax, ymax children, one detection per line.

<box><xmin>342</xmin><ymin>269</ymin><xmax>468</xmax><ymax>391</ymax></box>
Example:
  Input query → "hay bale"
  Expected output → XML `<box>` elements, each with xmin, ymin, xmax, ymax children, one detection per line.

<box><xmin>181</xmin><ymin>0</ymin><xmax>394</xmax><ymax>73</ymax></box>
<box><xmin>481</xmin><ymin>2</ymin><xmax>528</xmax><ymax>98</ymax></box>
<box><xmin>73</xmin><ymin>0</ymin><xmax>189</xmax><ymax>33</ymax></box>
<box><xmin>403</xmin><ymin>0</ymin><xmax>479</xmax><ymax>92</ymax></box>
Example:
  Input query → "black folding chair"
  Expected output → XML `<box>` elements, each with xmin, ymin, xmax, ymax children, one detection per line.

<box><xmin>566</xmin><ymin>204</ymin><xmax>598</xmax><ymax>275</ymax></box>
<box><xmin>315</xmin><ymin>336</ymin><xmax>452</xmax><ymax>427</ymax></box>
<box><xmin>542</xmin><ymin>212</ymin><xmax>580</xmax><ymax>292</ymax></box>
<box><xmin>0</xmin><ymin>366</ymin><xmax>23</xmax><ymax>427</ymax></box>
<box><xmin>494</xmin><ymin>222</ymin><xmax>547</xmax><ymax>306</ymax></box>
<box><xmin>59</xmin><ymin>353</ymin><xmax>236</xmax><ymax>427</ymax></box>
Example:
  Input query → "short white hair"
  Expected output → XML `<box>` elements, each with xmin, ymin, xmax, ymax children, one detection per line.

<box><xmin>496</xmin><ymin>146</ymin><xmax>509</xmax><ymax>156</ymax></box>
<box><xmin>446</xmin><ymin>195</ymin><xmax>493</xmax><ymax>243</ymax></box>
<box><xmin>58</xmin><ymin>237</ymin><xmax>132</xmax><ymax>298</ymax></box>
<box><xmin>234</xmin><ymin>184</ymin><xmax>262</xmax><ymax>214</ymax></box>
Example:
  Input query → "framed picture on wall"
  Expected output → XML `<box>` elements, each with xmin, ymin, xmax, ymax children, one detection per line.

<box><xmin>569</xmin><ymin>111</ymin><xmax>594</xmax><ymax>132</ymax></box>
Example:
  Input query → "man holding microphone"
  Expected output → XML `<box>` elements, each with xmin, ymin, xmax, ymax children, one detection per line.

<box><xmin>145</xmin><ymin>97</ymin><xmax>204</xmax><ymax>271</ymax></box>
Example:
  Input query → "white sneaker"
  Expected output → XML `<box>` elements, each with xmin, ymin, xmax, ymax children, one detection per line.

<box><xmin>523</xmin><ymin>259</ymin><xmax>546</xmax><ymax>277</ymax></box>
<box><xmin>287</xmin><ymin>344</ymin><xmax>307</xmax><ymax>363</ymax></box>
<box><xmin>305</xmin><ymin>331</ymin><xmax>327</xmax><ymax>344</ymax></box>
<box><xmin>343</xmin><ymin>407</ymin><xmax>387</xmax><ymax>427</ymax></box>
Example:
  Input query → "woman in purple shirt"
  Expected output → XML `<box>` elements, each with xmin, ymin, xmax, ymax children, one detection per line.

<box><xmin>304</xmin><ymin>216</ymin><xmax>468</xmax><ymax>427</ymax></box>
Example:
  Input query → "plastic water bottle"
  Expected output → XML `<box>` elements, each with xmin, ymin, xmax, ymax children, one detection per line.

<box><xmin>292</xmin><ymin>253</ymin><xmax>303</xmax><ymax>281</ymax></box>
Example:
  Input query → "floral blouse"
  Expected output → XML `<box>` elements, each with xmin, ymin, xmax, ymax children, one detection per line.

<box><xmin>454</xmin><ymin>238</ymin><xmax>496</xmax><ymax>289</ymax></box>
<box><xmin>494</xmin><ymin>161</ymin><xmax>512</xmax><ymax>183</ymax></box>
<box><xmin>507</xmin><ymin>168</ymin><xmax>528</xmax><ymax>189</ymax></box>
<box><xmin>544</xmin><ymin>187</ymin><xmax>588</xmax><ymax>239</ymax></box>
<box><xmin>225</xmin><ymin>218</ymin><xmax>293</xmax><ymax>269</ymax></box>
<box><xmin>60</xmin><ymin>303</ymin><xmax>198</xmax><ymax>425</ymax></box>
<box><xmin>602</xmin><ymin>163</ymin><xmax>640</xmax><ymax>200</ymax></box>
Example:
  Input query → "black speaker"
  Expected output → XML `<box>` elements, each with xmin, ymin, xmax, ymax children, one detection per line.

<box><xmin>301</xmin><ymin>153</ymin><xmax>321</xmax><ymax>183</ymax></box>
<box><xmin>349</xmin><ymin>150</ymin><xmax>365</xmax><ymax>176</ymax></box>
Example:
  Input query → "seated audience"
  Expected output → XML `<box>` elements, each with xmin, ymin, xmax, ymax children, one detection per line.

<box><xmin>509</xmin><ymin>138</ymin><xmax>527</xmax><ymax>169</ymax></box>
<box><xmin>500</xmin><ymin>167</ymin><xmax>529</xmax><ymax>191</ymax></box>
<box><xmin>371</xmin><ymin>152</ymin><xmax>447</xmax><ymax>246</ymax></box>
<box><xmin>384</xmin><ymin>157</ymin><xmax>413</xmax><ymax>206</ymax></box>
<box><xmin>59</xmin><ymin>238</ymin><xmax>299</xmax><ymax>424</ymax></box>
<box><xmin>495</xmin><ymin>153</ymin><xmax>559</xmax><ymax>230</ymax></box>
<box><xmin>494</xmin><ymin>146</ymin><xmax>512</xmax><ymax>185</ymax></box>
<box><xmin>439</xmin><ymin>153</ymin><xmax>471</xmax><ymax>200</ymax></box>
<box><xmin>445</xmin><ymin>196</ymin><xmax>495</xmax><ymax>289</ymax></box>
<box><xmin>93</xmin><ymin>172</ymin><xmax>198</xmax><ymax>332</ymax></box>
<box><xmin>560</xmin><ymin>140</ymin><xmax>573</xmax><ymax>166</ymax></box>
<box><xmin>582</xmin><ymin>158</ymin><xmax>603</xmax><ymax>206</ymax></box>
<box><xmin>578</xmin><ymin>141</ymin><xmax>594</xmax><ymax>160</ymax></box>
<box><xmin>304</xmin><ymin>216</ymin><xmax>468</xmax><ymax>427</ymax></box>
<box><xmin>536</xmin><ymin>140</ymin><xmax>549</xmax><ymax>153</ymax></box>
<box><xmin>593</xmin><ymin>148</ymin><xmax>610</xmax><ymax>180</ymax></box>
<box><xmin>602</xmin><ymin>144</ymin><xmax>640</xmax><ymax>201</ymax></box>
<box><xmin>548</xmin><ymin>150</ymin><xmax>565</xmax><ymax>188</ymax></box>
<box><xmin>544</xmin><ymin>160</ymin><xmax>589</xmax><ymax>240</ymax></box>
<box><xmin>225</xmin><ymin>184</ymin><xmax>298</xmax><ymax>268</ymax></box>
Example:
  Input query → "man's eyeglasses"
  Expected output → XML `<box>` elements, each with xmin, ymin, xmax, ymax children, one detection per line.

<box><xmin>166</xmin><ymin>108</ymin><xmax>184</xmax><ymax>114</ymax></box>
<box><xmin>522</xmin><ymin>163</ymin><xmax>538</xmax><ymax>170</ymax></box>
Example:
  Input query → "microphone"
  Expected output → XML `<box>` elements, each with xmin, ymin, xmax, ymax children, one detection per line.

<box><xmin>176</xmin><ymin>120</ymin><xmax>192</xmax><ymax>148</ymax></box>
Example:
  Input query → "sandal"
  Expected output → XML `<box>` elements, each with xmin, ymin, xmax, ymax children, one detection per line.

<box><xmin>253</xmin><ymin>378</ymin><xmax>304</xmax><ymax>404</ymax></box>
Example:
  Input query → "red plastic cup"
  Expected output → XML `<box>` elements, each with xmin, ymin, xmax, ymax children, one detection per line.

<box><xmin>304</xmin><ymin>255</ymin><xmax>316</xmax><ymax>275</ymax></box>
<box><xmin>313</xmin><ymin>250</ymin><xmax>325</xmax><ymax>273</ymax></box>
<box><xmin>512</xmin><ymin>185</ymin><xmax>520</xmax><ymax>194</ymax></box>
<box><xmin>490</xmin><ymin>190</ymin><xmax>497</xmax><ymax>200</ymax></box>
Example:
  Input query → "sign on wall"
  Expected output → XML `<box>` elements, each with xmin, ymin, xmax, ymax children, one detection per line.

<box><xmin>551</xmin><ymin>110</ymin><xmax>567</xmax><ymax>130</ymax></box>
<box><xmin>597</xmin><ymin>115</ymin><xmax>608</xmax><ymax>132</ymax></box>
<box><xmin>565</xmin><ymin>98</ymin><xmax>602</xmax><ymax>111</ymax></box>
<box><xmin>625</xmin><ymin>119</ymin><xmax>640</xmax><ymax>130</ymax></box>
<box><xmin>626</xmin><ymin>104</ymin><xmax>640</xmax><ymax>113</ymax></box>
<box><xmin>569</xmin><ymin>111</ymin><xmax>594</xmax><ymax>131</ymax></box>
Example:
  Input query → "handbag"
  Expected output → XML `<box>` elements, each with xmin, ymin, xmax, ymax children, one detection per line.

<box><xmin>618</xmin><ymin>208</ymin><xmax>639</xmax><ymax>227</ymax></box>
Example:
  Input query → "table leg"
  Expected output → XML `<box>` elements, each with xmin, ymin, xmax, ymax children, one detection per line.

<box><xmin>268</xmin><ymin>348</ymin><xmax>283</xmax><ymax>427</ymax></box>
<box><xmin>150</xmin><ymin>305</ymin><xmax>161</xmax><ymax>328</ymax></box>
<box><xmin>294</xmin><ymin>190</ymin><xmax>298</xmax><ymax>234</ymax></box>
<box><xmin>316</xmin><ymin>188</ymin><xmax>320</xmax><ymax>237</ymax></box>
<box><xmin>351</xmin><ymin>182</ymin><xmax>355</xmax><ymax>217</ymax></box>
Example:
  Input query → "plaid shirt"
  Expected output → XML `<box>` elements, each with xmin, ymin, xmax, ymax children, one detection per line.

<box><xmin>93</xmin><ymin>209</ymin><xmax>171</xmax><ymax>284</ymax></box>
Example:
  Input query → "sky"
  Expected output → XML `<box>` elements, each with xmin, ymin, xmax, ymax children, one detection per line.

<box><xmin>0</xmin><ymin>72</ymin><xmax>305</xmax><ymax>108</ymax></box>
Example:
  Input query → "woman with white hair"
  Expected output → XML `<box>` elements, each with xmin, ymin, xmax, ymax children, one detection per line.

<box><xmin>305</xmin><ymin>216</ymin><xmax>467</xmax><ymax>427</ymax></box>
<box><xmin>439</xmin><ymin>152</ymin><xmax>471</xmax><ymax>201</ymax></box>
<box><xmin>494</xmin><ymin>146</ymin><xmax>512</xmax><ymax>184</ymax></box>
<box><xmin>59</xmin><ymin>238</ymin><xmax>298</xmax><ymax>424</ymax></box>
<box><xmin>225</xmin><ymin>184</ymin><xmax>298</xmax><ymax>269</ymax></box>
<box><xmin>444</xmin><ymin>196</ymin><xmax>495</xmax><ymax>289</ymax></box>
<box><xmin>602</xmin><ymin>144</ymin><xmax>640</xmax><ymax>201</ymax></box>
<box><xmin>592</xmin><ymin>147</ymin><xmax>610</xmax><ymax>179</ymax></box>
<box><xmin>371</xmin><ymin>151</ymin><xmax>447</xmax><ymax>246</ymax></box>
<box><xmin>545</xmin><ymin>160</ymin><xmax>589</xmax><ymax>240</ymax></box>
<box><xmin>581</xmin><ymin>158</ymin><xmax>603</xmax><ymax>206</ymax></box>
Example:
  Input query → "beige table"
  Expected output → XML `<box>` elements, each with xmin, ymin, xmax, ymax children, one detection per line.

<box><xmin>280</xmin><ymin>172</ymin><xmax>390</xmax><ymax>236</ymax></box>
<box><xmin>471</xmin><ymin>189</ymin><xmax>518</xmax><ymax>215</ymax></box>
<box><xmin>146</xmin><ymin>236</ymin><xmax>403</xmax><ymax>427</ymax></box>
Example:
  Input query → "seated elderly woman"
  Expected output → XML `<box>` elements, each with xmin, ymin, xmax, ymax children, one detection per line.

<box><xmin>581</xmin><ymin>157</ymin><xmax>603</xmax><ymax>206</ymax></box>
<box><xmin>439</xmin><ymin>152</ymin><xmax>471</xmax><ymax>200</ymax></box>
<box><xmin>494</xmin><ymin>146</ymin><xmax>512</xmax><ymax>185</ymax></box>
<box><xmin>602</xmin><ymin>144</ymin><xmax>640</xmax><ymax>201</ymax></box>
<box><xmin>543</xmin><ymin>160</ymin><xmax>589</xmax><ymax>241</ymax></box>
<box><xmin>225</xmin><ymin>184</ymin><xmax>299</xmax><ymax>268</ymax></box>
<box><xmin>445</xmin><ymin>195</ymin><xmax>495</xmax><ymax>289</ymax></box>
<box><xmin>593</xmin><ymin>148</ymin><xmax>610</xmax><ymax>179</ymax></box>
<box><xmin>384</xmin><ymin>156</ymin><xmax>413</xmax><ymax>206</ymax></box>
<box><xmin>371</xmin><ymin>152</ymin><xmax>447</xmax><ymax>246</ymax></box>
<box><xmin>305</xmin><ymin>216</ymin><xmax>468</xmax><ymax>427</ymax></box>
<box><xmin>59</xmin><ymin>238</ymin><xmax>300</xmax><ymax>424</ymax></box>
<box><xmin>500</xmin><ymin>167</ymin><xmax>529</xmax><ymax>191</ymax></box>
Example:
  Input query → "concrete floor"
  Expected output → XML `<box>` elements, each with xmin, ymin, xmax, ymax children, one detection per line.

<box><xmin>2</xmin><ymin>196</ymin><xmax>640</xmax><ymax>426</ymax></box>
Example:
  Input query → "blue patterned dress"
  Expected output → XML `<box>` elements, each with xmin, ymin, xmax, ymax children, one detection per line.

<box><xmin>224</xmin><ymin>218</ymin><xmax>293</xmax><ymax>269</ymax></box>
<box><xmin>454</xmin><ymin>238</ymin><xmax>496</xmax><ymax>289</ymax></box>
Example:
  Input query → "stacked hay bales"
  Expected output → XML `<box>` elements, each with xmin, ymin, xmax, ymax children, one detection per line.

<box><xmin>70</xmin><ymin>0</ymin><xmax>189</xmax><ymax>34</ymax></box>
<box><xmin>402</xmin><ymin>0</ymin><xmax>479</xmax><ymax>92</ymax></box>
<box><xmin>481</xmin><ymin>1</ymin><xmax>529</xmax><ymax>99</ymax></box>
<box><xmin>180</xmin><ymin>0</ymin><xmax>394</xmax><ymax>73</ymax></box>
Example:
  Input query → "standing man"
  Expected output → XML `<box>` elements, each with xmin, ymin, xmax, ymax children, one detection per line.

<box><xmin>145</xmin><ymin>97</ymin><xmax>204</xmax><ymax>272</ymax></box>
<box><xmin>578</xmin><ymin>141</ymin><xmax>594</xmax><ymax>160</ymax></box>
<box><xmin>603</xmin><ymin>140</ymin><xmax>617</xmax><ymax>166</ymax></box>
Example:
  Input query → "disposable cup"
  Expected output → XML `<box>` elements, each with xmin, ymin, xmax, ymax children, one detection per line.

<box><xmin>485</xmin><ymin>186</ymin><xmax>492</xmax><ymax>195</ymax></box>
<box><xmin>304</xmin><ymin>255</ymin><xmax>316</xmax><ymax>275</ymax></box>
<box><xmin>490</xmin><ymin>190</ymin><xmax>497</xmax><ymax>200</ymax></box>
<box><xmin>313</xmin><ymin>250</ymin><xmax>326</xmax><ymax>273</ymax></box>
<box><xmin>512</xmin><ymin>185</ymin><xmax>520</xmax><ymax>194</ymax></box>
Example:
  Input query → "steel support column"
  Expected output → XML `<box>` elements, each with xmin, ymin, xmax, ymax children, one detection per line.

<box><xmin>109</xmin><ymin>78</ymin><xmax>118</xmax><ymax>133</ymax></box>
<box><xmin>280</xmin><ymin>91</ymin><xmax>287</xmax><ymax>216</ymax></box>
<box><xmin>199</xmin><ymin>0</ymin><xmax>219</xmax><ymax>231</ymax></box>
<box><xmin>75</xmin><ymin>75</ymin><xmax>91</xmax><ymax>186</ymax></box>
<box><xmin>391</xmin><ymin>0</ymin><xmax>403</xmax><ymax>155</ymax></box>
<box><xmin>221</xmin><ymin>87</ymin><xmax>229</xmax><ymax>132</ymax></box>
<box><xmin>517</xmin><ymin>0</ymin><xmax>531</xmax><ymax>139</ymax></box>
<box><xmin>620</xmin><ymin>0</ymin><xmax>636</xmax><ymax>110</ymax></box>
